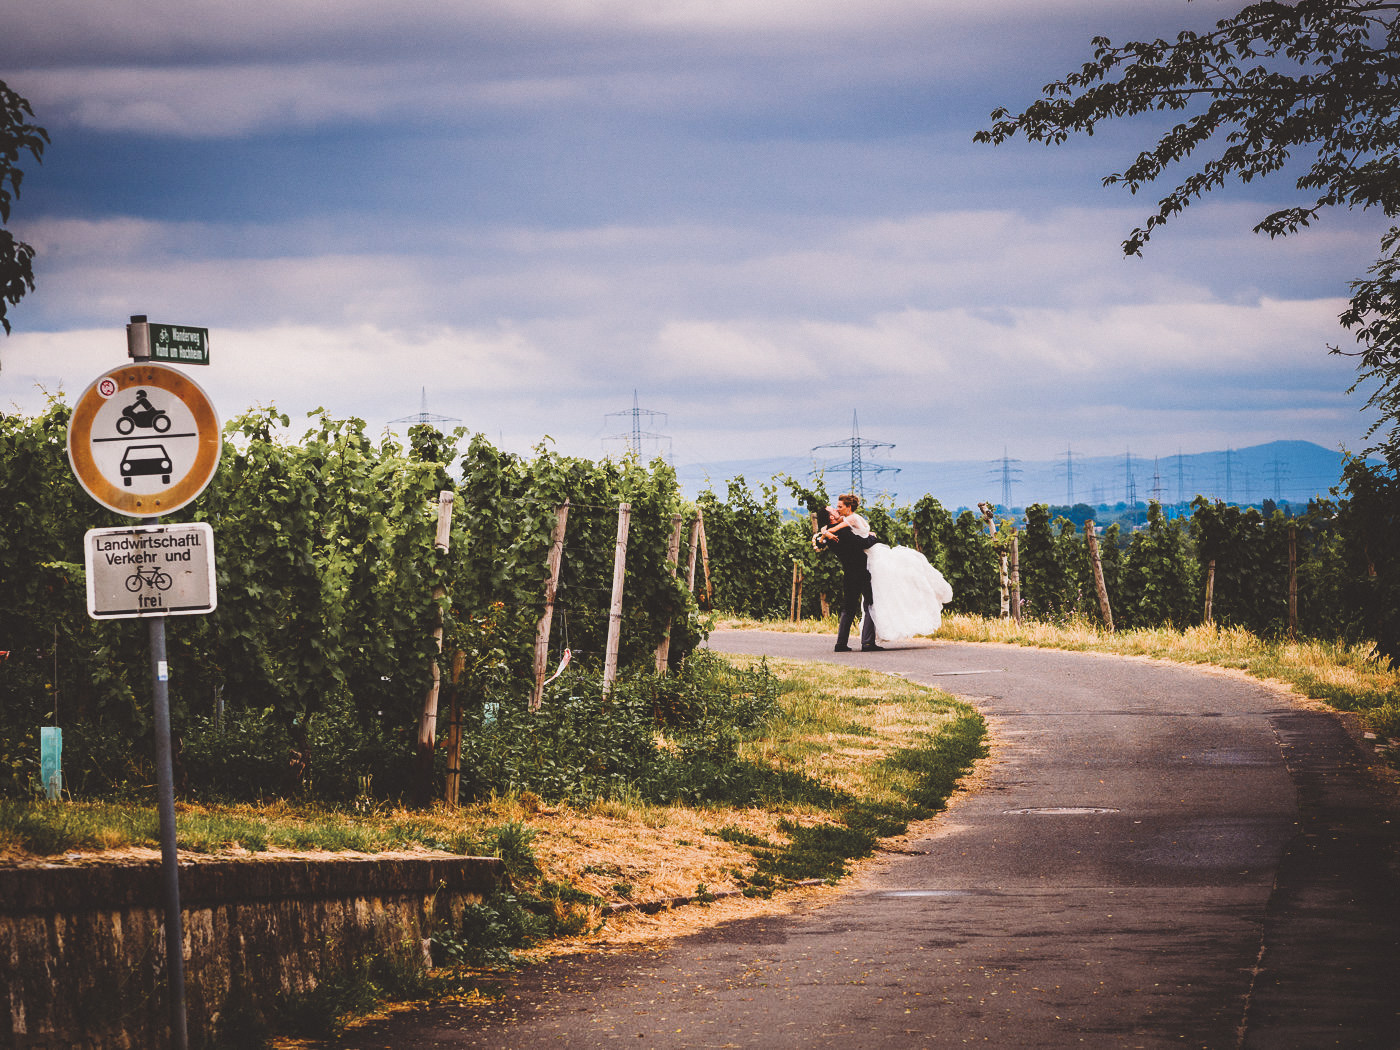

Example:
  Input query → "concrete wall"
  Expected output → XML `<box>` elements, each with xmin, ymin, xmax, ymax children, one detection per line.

<box><xmin>0</xmin><ymin>855</ymin><xmax>504</xmax><ymax>1049</ymax></box>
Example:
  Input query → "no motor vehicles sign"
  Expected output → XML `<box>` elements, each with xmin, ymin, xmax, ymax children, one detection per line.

<box><xmin>67</xmin><ymin>363</ymin><xmax>221</xmax><ymax>517</ymax></box>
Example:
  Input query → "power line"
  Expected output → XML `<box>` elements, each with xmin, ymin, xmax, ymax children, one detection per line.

<box><xmin>1270</xmin><ymin>456</ymin><xmax>1289</xmax><ymax>502</ymax></box>
<box><xmin>990</xmin><ymin>447</ymin><xmax>1022</xmax><ymax>511</ymax></box>
<box><xmin>811</xmin><ymin>410</ymin><xmax>899</xmax><ymax>500</ymax></box>
<box><xmin>1059</xmin><ymin>445</ymin><xmax>1078</xmax><ymax>505</ymax></box>
<box><xmin>603</xmin><ymin>390</ymin><xmax>671</xmax><ymax>460</ymax></box>
<box><xmin>389</xmin><ymin>387</ymin><xmax>461</xmax><ymax>428</ymax></box>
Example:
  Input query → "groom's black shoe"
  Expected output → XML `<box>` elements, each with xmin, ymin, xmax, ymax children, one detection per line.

<box><xmin>861</xmin><ymin>644</ymin><xmax>886</xmax><ymax>652</ymax></box>
<box><xmin>834</xmin><ymin>644</ymin><xmax>852</xmax><ymax>652</ymax></box>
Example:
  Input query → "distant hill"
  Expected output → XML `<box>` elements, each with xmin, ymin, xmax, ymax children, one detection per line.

<box><xmin>676</xmin><ymin>440</ymin><xmax>1361</xmax><ymax>512</ymax></box>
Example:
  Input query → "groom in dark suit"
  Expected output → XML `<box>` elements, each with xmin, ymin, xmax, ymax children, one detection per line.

<box><xmin>812</xmin><ymin>505</ymin><xmax>881</xmax><ymax>652</ymax></box>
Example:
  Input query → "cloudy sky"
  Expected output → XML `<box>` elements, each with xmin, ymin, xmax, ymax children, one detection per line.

<box><xmin>0</xmin><ymin>0</ymin><xmax>1385</xmax><ymax>491</ymax></box>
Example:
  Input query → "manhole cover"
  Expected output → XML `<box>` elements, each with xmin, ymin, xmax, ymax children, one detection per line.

<box><xmin>1003</xmin><ymin>806</ymin><xmax>1120</xmax><ymax>815</ymax></box>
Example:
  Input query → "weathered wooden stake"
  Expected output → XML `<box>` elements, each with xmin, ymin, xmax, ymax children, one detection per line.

<box><xmin>1008</xmin><ymin>532</ymin><xmax>1022</xmax><ymax>624</ymax></box>
<box><xmin>417</xmin><ymin>491</ymin><xmax>454</xmax><ymax>794</ymax></box>
<box><xmin>685</xmin><ymin>514</ymin><xmax>702</xmax><ymax>593</ymax></box>
<box><xmin>981</xmin><ymin>502</ymin><xmax>1010</xmax><ymax>618</ymax></box>
<box><xmin>531</xmin><ymin>501</ymin><xmax>571</xmax><ymax>711</ymax></box>
<box><xmin>1204</xmin><ymin>558</ymin><xmax>1216</xmax><ymax>625</ymax></box>
<box><xmin>655</xmin><ymin>512</ymin><xmax>685</xmax><ymax>674</ymax></box>
<box><xmin>444</xmin><ymin>650</ymin><xmax>466</xmax><ymax>808</ymax></box>
<box><xmin>603</xmin><ymin>502</ymin><xmax>632</xmax><ymax>695</ymax></box>
<box><xmin>999</xmin><ymin>553</ymin><xmax>1011</xmax><ymax>619</ymax></box>
<box><xmin>1084</xmin><ymin>520</ymin><xmax>1114</xmax><ymax>632</ymax></box>
<box><xmin>696</xmin><ymin>508</ymin><xmax>712</xmax><ymax>608</ymax></box>
<box><xmin>789</xmin><ymin>561</ymin><xmax>803</xmax><ymax>622</ymax></box>
<box><xmin>1288</xmin><ymin>524</ymin><xmax>1298</xmax><ymax>641</ymax></box>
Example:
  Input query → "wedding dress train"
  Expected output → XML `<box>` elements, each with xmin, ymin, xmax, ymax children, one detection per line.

<box><xmin>866</xmin><ymin>544</ymin><xmax>954</xmax><ymax>642</ymax></box>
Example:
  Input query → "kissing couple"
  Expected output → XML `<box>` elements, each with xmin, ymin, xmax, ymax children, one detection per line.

<box><xmin>813</xmin><ymin>494</ymin><xmax>954</xmax><ymax>653</ymax></box>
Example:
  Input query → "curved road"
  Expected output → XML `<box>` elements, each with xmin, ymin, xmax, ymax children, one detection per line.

<box><xmin>338</xmin><ymin>631</ymin><xmax>1400</xmax><ymax>1049</ymax></box>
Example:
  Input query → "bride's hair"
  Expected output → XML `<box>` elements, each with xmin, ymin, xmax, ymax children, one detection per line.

<box><xmin>839</xmin><ymin>493</ymin><xmax>860</xmax><ymax>511</ymax></box>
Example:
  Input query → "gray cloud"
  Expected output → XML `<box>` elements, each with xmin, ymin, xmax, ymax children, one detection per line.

<box><xmin>0</xmin><ymin>0</ymin><xmax>1383</xmax><ymax>483</ymax></box>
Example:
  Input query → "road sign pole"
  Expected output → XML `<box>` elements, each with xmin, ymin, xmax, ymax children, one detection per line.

<box><xmin>148</xmin><ymin>609</ymin><xmax>189</xmax><ymax>1050</ymax></box>
<box><xmin>69</xmin><ymin>326</ymin><xmax>212</xmax><ymax>1050</ymax></box>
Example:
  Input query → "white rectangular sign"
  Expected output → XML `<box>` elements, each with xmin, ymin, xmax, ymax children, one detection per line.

<box><xmin>84</xmin><ymin>523</ymin><xmax>217</xmax><ymax>619</ymax></box>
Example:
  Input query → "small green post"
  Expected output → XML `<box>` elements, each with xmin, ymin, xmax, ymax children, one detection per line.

<box><xmin>39</xmin><ymin>726</ymin><xmax>62</xmax><ymax>800</ymax></box>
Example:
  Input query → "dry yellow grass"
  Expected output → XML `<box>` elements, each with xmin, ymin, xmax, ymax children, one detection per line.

<box><xmin>722</xmin><ymin>612</ymin><xmax>1400</xmax><ymax>740</ymax></box>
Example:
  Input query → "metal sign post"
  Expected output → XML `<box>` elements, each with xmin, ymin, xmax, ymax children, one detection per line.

<box><xmin>148</xmin><ymin>603</ymin><xmax>189</xmax><ymax>1050</ymax></box>
<box><xmin>65</xmin><ymin>321</ymin><xmax>223</xmax><ymax>1050</ymax></box>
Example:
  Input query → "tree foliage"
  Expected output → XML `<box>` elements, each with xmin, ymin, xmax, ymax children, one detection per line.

<box><xmin>1121</xmin><ymin>503</ymin><xmax>1199</xmax><ymax>628</ymax></box>
<box><xmin>975</xmin><ymin>0</ymin><xmax>1400</xmax><ymax>460</ymax></box>
<box><xmin>0</xmin><ymin>79</ymin><xmax>47</xmax><ymax>338</ymax></box>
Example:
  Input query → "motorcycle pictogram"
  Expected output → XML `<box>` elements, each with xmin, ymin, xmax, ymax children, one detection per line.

<box><xmin>115</xmin><ymin>390</ymin><xmax>172</xmax><ymax>435</ymax></box>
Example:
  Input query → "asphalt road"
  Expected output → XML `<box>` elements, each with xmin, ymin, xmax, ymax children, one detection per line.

<box><xmin>333</xmin><ymin>631</ymin><xmax>1400</xmax><ymax>1049</ymax></box>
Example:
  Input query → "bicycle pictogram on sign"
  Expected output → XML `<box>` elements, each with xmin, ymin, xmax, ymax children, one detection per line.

<box><xmin>125</xmin><ymin>565</ymin><xmax>173</xmax><ymax>593</ymax></box>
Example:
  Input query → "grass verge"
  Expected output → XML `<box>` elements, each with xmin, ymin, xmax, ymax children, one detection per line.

<box><xmin>0</xmin><ymin>657</ymin><xmax>984</xmax><ymax>1047</ymax></box>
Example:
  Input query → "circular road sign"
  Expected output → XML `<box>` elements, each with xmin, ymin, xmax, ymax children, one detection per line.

<box><xmin>67</xmin><ymin>363</ymin><xmax>222</xmax><ymax>517</ymax></box>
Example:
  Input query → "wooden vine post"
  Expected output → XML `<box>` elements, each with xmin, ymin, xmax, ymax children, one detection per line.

<box><xmin>789</xmin><ymin>562</ymin><xmax>803</xmax><ymax>622</ymax></box>
<box><xmin>980</xmin><ymin>501</ymin><xmax>1010</xmax><ymax>619</ymax></box>
<box><xmin>417</xmin><ymin>490</ymin><xmax>454</xmax><ymax>799</ymax></box>
<box><xmin>655</xmin><ymin>512</ymin><xmax>685</xmax><ymax>674</ymax></box>
<box><xmin>443</xmin><ymin>650</ymin><xmax>466</xmax><ymax>808</ymax></box>
<box><xmin>1008</xmin><ymin>531</ymin><xmax>1022</xmax><ymax>624</ymax></box>
<box><xmin>1288</xmin><ymin>524</ymin><xmax>1299</xmax><ymax>641</ymax></box>
<box><xmin>1084</xmin><ymin>520</ymin><xmax>1114</xmax><ymax>632</ymax></box>
<box><xmin>696</xmin><ymin>508</ymin><xmax>712</xmax><ymax>608</ymax></box>
<box><xmin>1204</xmin><ymin>559</ymin><xmax>1216</xmax><ymax>625</ymax></box>
<box><xmin>999</xmin><ymin>554</ymin><xmax>1011</xmax><ymax>619</ymax></box>
<box><xmin>531</xmin><ymin>501</ymin><xmax>571</xmax><ymax>711</ymax></box>
<box><xmin>685</xmin><ymin>513</ymin><xmax>702</xmax><ymax>593</ymax></box>
<box><xmin>603</xmin><ymin>502</ymin><xmax>631</xmax><ymax>695</ymax></box>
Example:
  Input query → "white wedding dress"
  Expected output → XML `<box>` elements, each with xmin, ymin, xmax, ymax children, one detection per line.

<box><xmin>866</xmin><ymin>544</ymin><xmax>954</xmax><ymax>642</ymax></box>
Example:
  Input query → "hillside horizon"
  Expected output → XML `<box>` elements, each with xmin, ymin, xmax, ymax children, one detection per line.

<box><xmin>676</xmin><ymin>440</ymin><xmax>1366</xmax><ymax>512</ymax></box>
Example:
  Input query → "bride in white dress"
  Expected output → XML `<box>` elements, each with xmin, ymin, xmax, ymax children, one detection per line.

<box><xmin>820</xmin><ymin>495</ymin><xmax>955</xmax><ymax>642</ymax></box>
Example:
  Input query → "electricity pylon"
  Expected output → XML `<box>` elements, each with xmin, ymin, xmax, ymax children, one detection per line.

<box><xmin>811</xmin><ymin>411</ymin><xmax>898</xmax><ymax>500</ymax></box>
<box><xmin>604</xmin><ymin>390</ymin><xmax>671</xmax><ymax>460</ymax></box>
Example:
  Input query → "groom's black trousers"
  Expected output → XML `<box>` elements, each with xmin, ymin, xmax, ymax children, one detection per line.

<box><xmin>826</xmin><ymin>531</ymin><xmax>877</xmax><ymax>649</ymax></box>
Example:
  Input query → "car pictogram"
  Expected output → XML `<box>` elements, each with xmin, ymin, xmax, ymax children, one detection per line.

<box><xmin>120</xmin><ymin>444</ymin><xmax>173</xmax><ymax>486</ymax></box>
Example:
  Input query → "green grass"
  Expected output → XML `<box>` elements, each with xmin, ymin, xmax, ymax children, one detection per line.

<box><xmin>0</xmin><ymin>799</ymin><xmax>503</xmax><ymax>858</ymax></box>
<box><xmin>699</xmin><ymin>654</ymin><xmax>987</xmax><ymax>884</ymax></box>
<box><xmin>1</xmin><ymin>656</ymin><xmax>990</xmax><ymax>1045</ymax></box>
<box><xmin>1</xmin><ymin>659</ymin><xmax>988</xmax><ymax>885</ymax></box>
